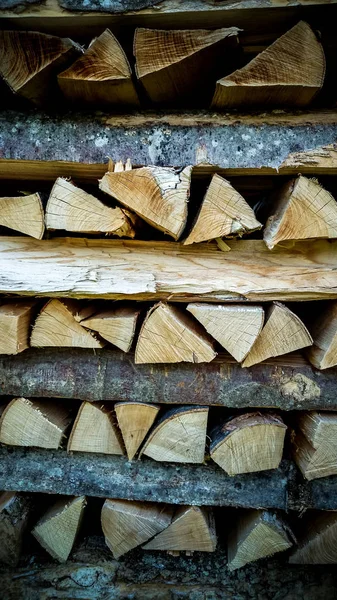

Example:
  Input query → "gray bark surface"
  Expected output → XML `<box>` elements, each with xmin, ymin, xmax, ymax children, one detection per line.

<box><xmin>60</xmin><ymin>0</ymin><xmax>160</xmax><ymax>11</ymax></box>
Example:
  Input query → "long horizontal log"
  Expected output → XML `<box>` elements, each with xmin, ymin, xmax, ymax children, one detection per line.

<box><xmin>1</xmin><ymin>237</ymin><xmax>337</xmax><ymax>302</ymax></box>
<box><xmin>0</xmin><ymin>348</ymin><xmax>335</xmax><ymax>410</ymax></box>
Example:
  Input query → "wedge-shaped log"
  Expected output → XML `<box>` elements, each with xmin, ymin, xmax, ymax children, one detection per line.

<box><xmin>187</xmin><ymin>304</ymin><xmax>264</xmax><ymax>362</ymax></box>
<box><xmin>46</xmin><ymin>178</ymin><xmax>137</xmax><ymax>237</ymax></box>
<box><xmin>307</xmin><ymin>302</ymin><xmax>337</xmax><ymax>369</ymax></box>
<box><xmin>82</xmin><ymin>306</ymin><xmax>140</xmax><ymax>352</ymax></box>
<box><xmin>99</xmin><ymin>166</ymin><xmax>192</xmax><ymax>240</ymax></box>
<box><xmin>115</xmin><ymin>402</ymin><xmax>160</xmax><ymax>460</ymax></box>
<box><xmin>212</xmin><ymin>22</ymin><xmax>325</xmax><ymax>109</ymax></box>
<box><xmin>68</xmin><ymin>402</ymin><xmax>124</xmax><ymax>455</ymax></box>
<box><xmin>134</xmin><ymin>27</ymin><xmax>240</xmax><ymax>105</ymax></box>
<box><xmin>135</xmin><ymin>303</ymin><xmax>216</xmax><ymax>364</ymax></box>
<box><xmin>293</xmin><ymin>411</ymin><xmax>337</xmax><ymax>480</ymax></box>
<box><xmin>58</xmin><ymin>29</ymin><xmax>139</xmax><ymax>107</ymax></box>
<box><xmin>101</xmin><ymin>498</ymin><xmax>172</xmax><ymax>559</ymax></box>
<box><xmin>0</xmin><ymin>492</ymin><xmax>31</xmax><ymax>566</ymax></box>
<box><xmin>143</xmin><ymin>505</ymin><xmax>216</xmax><ymax>553</ymax></box>
<box><xmin>0</xmin><ymin>397</ymin><xmax>72</xmax><ymax>449</ymax></box>
<box><xmin>228</xmin><ymin>510</ymin><xmax>293</xmax><ymax>570</ymax></box>
<box><xmin>289</xmin><ymin>512</ymin><xmax>337</xmax><ymax>564</ymax></box>
<box><xmin>242</xmin><ymin>302</ymin><xmax>312</xmax><ymax>368</ymax></box>
<box><xmin>0</xmin><ymin>30</ymin><xmax>81</xmax><ymax>106</ymax></box>
<box><xmin>139</xmin><ymin>406</ymin><xmax>208</xmax><ymax>464</ymax></box>
<box><xmin>31</xmin><ymin>299</ymin><xmax>104</xmax><ymax>348</ymax></box>
<box><xmin>0</xmin><ymin>300</ymin><xmax>37</xmax><ymax>355</ymax></box>
<box><xmin>0</xmin><ymin>193</ymin><xmax>44</xmax><ymax>239</ymax></box>
<box><xmin>32</xmin><ymin>496</ymin><xmax>86</xmax><ymax>562</ymax></box>
<box><xmin>184</xmin><ymin>175</ymin><xmax>262</xmax><ymax>245</ymax></box>
<box><xmin>264</xmin><ymin>176</ymin><xmax>337</xmax><ymax>250</ymax></box>
<box><xmin>210</xmin><ymin>413</ymin><xmax>286</xmax><ymax>476</ymax></box>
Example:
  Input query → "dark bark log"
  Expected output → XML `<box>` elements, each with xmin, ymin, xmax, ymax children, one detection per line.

<box><xmin>60</xmin><ymin>0</ymin><xmax>160</xmax><ymax>11</ymax></box>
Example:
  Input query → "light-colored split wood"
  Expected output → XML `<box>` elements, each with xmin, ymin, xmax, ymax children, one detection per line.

<box><xmin>228</xmin><ymin>510</ymin><xmax>293</xmax><ymax>570</ymax></box>
<box><xmin>67</xmin><ymin>402</ymin><xmax>124</xmax><ymax>455</ymax></box>
<box><xmin>210</xmin><ymin>413</ymin><xmax>286</xmax><ymax>475</ymax></box>
<box><xmin>135</xmin><ymin>303</ymin><xmax>216</xmax><ymax>364</ymax></box>
<box><xmin>306</xmin><ymin>302</ymin><xmax>337</xmax><ymax>369</ymax></box>
<box><xmin>0</xmin><ymin>193</ymin><xmax>44</xmax><ymax>239</ymax></box>
<box><xmin>139</xmin><ymin>406</ymin><xmax>209</xmax><ymax>464</ymax></box>
<box><xmin>58</xmin><ymin>29</ymin><xmax>139</xmax><ymax>107</ymax></box>
<box><xmin>115</xmin><ymin>402</ymin><xmax>160</xmax><ymax>460</ymax></box>
<box><xmin>0</xmin><ymin>492</ymin><xmax>31</xmax><ymax>566</ymax></box>
<box><xmin>289</xmin><ymin>512</ymin><xmax>337</xmax><ymax>564</ymax></box>
<box><xmin>81</xmin><ymin>306</ymin><xmax>140</xmax><ymax>352</ymax></box>
<box><xmin>0</xmin><ymin>300</ymin><xmax>37</xmax><ymax>355</ymax></box>
<box><xmin>99</xmin><ymin>166</ymin><xmax>192</xmax><ymax>240</ymax></box>
<box><xmin>187</xmin><ymin>303</ymin><xmax>264</xmax><ymax>362</ymax></box>
<box><xmin>46</xmin><ymin>178</ymin><xmax>137</xmax><ymax>237</ymax></box>
<box><xmin>101</xmin><ymin>499</ymin><xmax>172</xmax><ymax>559</ymax></box>
<box><xmin>30</xmin><ymin>299</ymin><xmax>105</xmax><ymax>348</ymax></box>
<box><xmin>264</xmin><ymin>176</ymin><xmax>337</xmax><ymax>249</ymax></box>
<box><xmin>212</xmin><ymin>21</ymin><xmax>325</xmax><ymax>109</ymax></box>
<box><xmin>184</xmin><ymin>174</ymin><xmax>262</xmax><ymax>245</ymax></box>
<box><xmin>32</xmin><ymin>496</ymin><xmax>86</xmax><ymax>562</ymax></box>
<box><xmin>0</xmin><ymin>397</ymin><xmax>72</xmax><ymax>449</ymax></box>
<box><xmin>297</xmin><ymin>411</ymin><xmax>337</xmax><ymax>450</ymax></box>
<box><xmin>242</xmin><ymin>302</ymin><xmax>312</xmax><ymax>368</ymax></box>
<box><xmin>293</xmin><ymin>411</ymin><xmax>337</xmax><ymax>480</ymax></box>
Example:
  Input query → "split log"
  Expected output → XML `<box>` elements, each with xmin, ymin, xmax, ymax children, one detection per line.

<box><xmin>242</xmin><ymin>302</ymin><xmax>312</xmax><ymax>368</ymax></box>
<box><xmin>139</xmin><ymin>406</ymin><xmax>209</xmax><ymax>464</ymax></box>
<box><xmin>211</xmin><ymin>21</ymin><xmax>325</xmax><ymax>109</ymax></box>
<box><xmin>210</xmin><ymin>413</ymin><xmax>286</xmax><ymax>476</ymax></box>
<box><xmin>289</xmin><ymin>512</ymin><xmax>337</xmax><ymax>564</ymax></box>
<box><xmin>264</xmin><ymin>176</ymin><xmax>337</xmax><ymax>249</ymax></box>
<box><xmin>293</xmin><ymin>411</ymin><xmax>337</xmax><ymax>480</ymax></box>
<box><xmin>58</xmin><ymin>29</ymin><xmax>139</xmax><ymax>107</ymax></box>
<box><xmin>101</xmin><ymin>498</ymin><xmax>172</xmax><ymax>558</ymax></box>
<box><xmin>187</xmin><ymin>304</ymin><xmax>264</xmax><ymax>362</ymax></box>
<box><xmin>30</xmin><ymin>299</ymin><xmax>105</xmax><ymax>348</ymax></box>
<box><xmin>307</xmin><ymin>302</ymin><xmax>337</xmax><ymax>369</ymax></box>
<box><xmin>32</xmin><ymin>495</ymin><xmax>86</xmax><ymax>562</ymax></box>
<box><xmin>297</xmin><ymin>411</ymin><xmax>337</xmax><ymax>449</ymax></box>
<box><xmin>0</xmin><ymin>397</ymin><xmax>72</xmax><ymax>449</ymax></box>
<box><xmin>99</xmin><ymin>166</ymin><xmax>192</xmax><ymax>240</ymax></box>
<box><xmin>0</xmin><ymin>300</ymin><xmax>37</xmax><ymax>355</ymax></box>
<box><xmin>143</xmin><ymin>506</ymin><xmax>216</xmax><ymax>553</ymax></box>
<box><xmin>115</xmin><ymin>402</ymin><xmax>160</xmax><ymax>460</ymax></box>
<box><xmin>227</xmin><ymin>510</ymin><xmax>293</xmax><ymax>570</ymax></box>
<box><xmin>67</xmin><ymin>402</ymin><xmax>124</xmax><ymax>455</ymax></box>
<box><xmin>0</xmin><ymin>30</ymin><xmax>81</xmax><ymax>106</ymax></box>
<box><xmin>45</xmin><ymin>178</ymin><xmax>137</xmax><ymax>237</ymax></box>
<box><xmin>0</xmin><ymin>492</ymin><xmax>31</xmax><ymax>566</ymax></box>
<box><xmin>81</xmin><ymin>306</ymin><xmax>140</xmax><ymax>352</ymax></box>
<box><xmin>135</xmin><ymin>303</ymin><xmax>216</xmax><ymax>364</ymax></box>
<box><xmin>134</xmin><ymin>27</ymin><xmax>240</xmax><ymax>105</ymax></box>
<box><xmin>0</xmin><ymin>193</ymin><xmax>44</xmax><ymax>239</ymax></box>
<box><xmin>184</xmin><ymin>174</ymin><xmax>261</xmax><ymax>245</ymax></box>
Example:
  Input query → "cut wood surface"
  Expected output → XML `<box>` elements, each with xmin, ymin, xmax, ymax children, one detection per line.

<box><xmin>184</xmin><ymin>174</ymin><xmax>261</xmax><ymax>245</ymax></box>
<box><xmin>0</xmin><ymin>30</ymin><xmax>81</xmax><ymax>105</ymax></box>
<box><xmin>227</xmin><ymin>510</ymin><xmax>293</xmax><ymax>570</ymax></box>
<box><xmin>187</xmin><ymin>304</ymin><xmax>264</xmax><ymax>362</ymax></box>
<box><xmin>242</xmin><ymin>303</ymin><xmax>312</xmax><ymax>368</ymax></box>
<box><xmin>307</xmin><ymin>302</ymin><xmax>337</xmax><ymax>369</ymax></box>
<box><xmin>210</xmin><ymin>413</ymin><xmax>286</xmax><ymax>476</ymax></box>
<box><xmin>45</xmin><ymin>178</ymin><xmax>137</xmax><ymax>237</ymax></box>
<box><xmin>289</xmin><ymin>512</ymin><xmax>337</xmax><ymax>564</ymax></box>
<box><xmin>0</xmin><ymin>397</ymin><xmax>72</xmax><ymax>449</ymax></box>
<box><xmin>264</xmin><ymin>176</ymin><xmax>337</xmax><ymax>249</ymax></box>
<box><xmin>134</xmin><ymin>27</ymin><xmax>240</xmax><ymax>105</ymax></box>
<box><xmin>139</xmin><ymin>406</ymin><xmax>208</xmax><ymax>464</ymax></box>
<box><xmin>293</xmin><ymin>412</ymin><xmax>337</xmax><ymax>480</ymax></box>
<box><xmin>135</xmin><ymin>303</ymin><xmax>216</xmax><ymax>364</ymax></box>
<box><xmin>32</xmin><ymin>495</ymin><xmax>86</xmax><ymax>562</ymax></box>
<box><xmin>211</xmin><ymin>21</ymin><xmax>325</xmax><ymax>109</ymax></box>
<box><xmin>58</xmin><ymin>29</ymin><xmax>139</xmax><ymax>106</ymax></box>
<box><xmin>67</xmin><ymin>402</ymin><xmax>124</xmax><ymax>455</ymax></box>
<box><xmin>143</xmin><ymin>505</ymin><xmax>216</xmax><ymax>553</ymax></box>
<box><xmin>297</xmin><ymin>411</ymin><xmax>337</xmax><ymax>450</ymax></box>
<box><xmin>0</xmin><ymin>491</ymin><xmax>31</xmax><ymax>566</ymax></box>
<box><xmin>31</xmin><ymin>299</ymin><xmax>104</xmax><ymax>348</ymax></box>
<box><xmin>115</xmin><ymin>402</ymin><xmax>160</xmax><ymax>460</ymax></box>
<box><xmin>82</xmin><ymin>306</ymin><xmax>140</xmax><ymax>352</ymax></box>
<box><xmin>99</xmin><ymin>166</ymin><xmax>192</xmax><ymax>240</ymax></box>
<box><xmin>101</xmin><ymin>499</ymin><xmax>172</xmax><ymax>558</ymax></box>
<box><xmin>0</xmin><ymin>193</ymin><xmax>44</xmax><ymax>239</ymax></box>
<box><xmin>0</xmin><ymin>300</ymin><xmax>37</xmax><ymax>355</ymax></box>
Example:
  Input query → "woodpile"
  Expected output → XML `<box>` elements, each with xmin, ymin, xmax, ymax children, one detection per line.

<box><xmin>292</xmin><ymin>411</ymin><xmax>337</xmax><ymax>480</ymax></box>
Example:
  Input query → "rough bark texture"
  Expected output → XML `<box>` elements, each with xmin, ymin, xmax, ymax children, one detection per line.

<box><xmin>60</xmin><ymin>0</ymin><xmax>160</xmax><ymax>10</ymax></box>
<box><xmin>0</xmin><ymin>348</ymin><xmax>333</xmax><ymax>410</ymax></box>
<box><xmin>0</xmin><ymin>0</ymin><xmax>40</xmax><ymax>8</ymax></box>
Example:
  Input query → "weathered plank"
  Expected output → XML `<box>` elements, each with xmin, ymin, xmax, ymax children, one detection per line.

<box><xmin>0</xmin><ymin>348</ymin><xmax>333</xmax><ymax>411</ymax></box>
